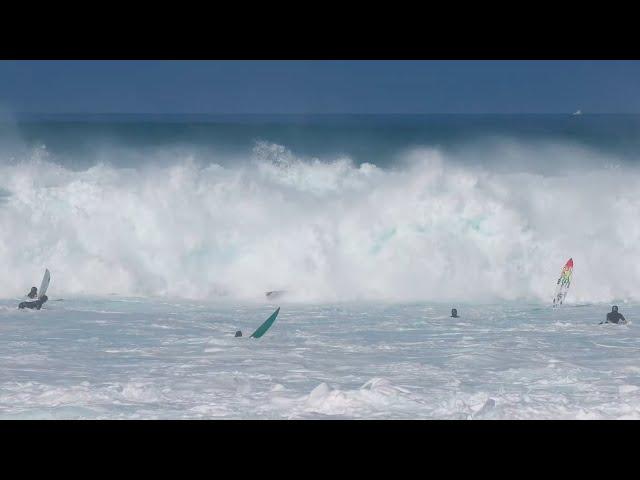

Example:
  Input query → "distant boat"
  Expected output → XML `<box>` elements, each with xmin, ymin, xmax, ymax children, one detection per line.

<box><xmin>572</xmin><ymin>109</ymin><xmax>582</xmax><ymax>116</ymax></box>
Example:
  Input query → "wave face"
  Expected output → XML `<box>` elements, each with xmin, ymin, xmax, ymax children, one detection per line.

<box><xmin>1</xmin><ymin>116</ymin><xmax>640</xmax><ymax>302</ymax></box>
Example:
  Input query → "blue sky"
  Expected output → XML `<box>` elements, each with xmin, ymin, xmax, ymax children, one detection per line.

<box><xmin>1</xmin><ymin>61</ymin><xmax>639</xmax><ymax>114</ymax></box>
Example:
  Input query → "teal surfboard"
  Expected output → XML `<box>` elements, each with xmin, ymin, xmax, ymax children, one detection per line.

<box><xmin>250</xmin><ymin>307</ymin><xmax>280</xmax><ymax>338</ymax></box>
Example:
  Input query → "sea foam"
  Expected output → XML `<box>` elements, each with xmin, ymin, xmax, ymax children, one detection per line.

<box><xmin>1</xmin><ymin>140</ymin><xmax>638</xmax><ymax>303</ymax></box>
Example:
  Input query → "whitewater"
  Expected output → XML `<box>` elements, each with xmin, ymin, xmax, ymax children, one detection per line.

<box><xmin>2</xmin><ymin>115</ymin><xmax>640</xmax><ymax>418</ymax></box>
<box><xmin>2</xmin><ymin>140</ymin><xmax>640</xmax><ymax>302</ymax></box>
<box><xmin>2</xmin><ymin>299</ymin><xmax>640</xmax><ymax>419</ymax></box>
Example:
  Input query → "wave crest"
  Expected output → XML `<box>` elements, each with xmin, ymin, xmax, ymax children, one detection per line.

<box><xmin>1</xmin><ymin>142</ymin><xmax>638</xmax><ymax>302</ymax></box>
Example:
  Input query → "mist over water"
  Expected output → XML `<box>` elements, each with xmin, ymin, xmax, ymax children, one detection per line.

<box><xmin>1</xmin><ymin>115</ymin><xmax>640</xmax><ymax>303</ymax></box>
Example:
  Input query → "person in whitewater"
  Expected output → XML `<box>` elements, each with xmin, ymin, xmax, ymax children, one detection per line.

<box><xmin>27</xmin><ymin>287</ymin><xmax>38</xmax><ymax>298</ymax></box>
<box><xmin>603</xmin><ymin>305</ymin><xmax>627</xmax><ymax>324</ymax></box>
<box><xmin>265</xmin><ymin>290</ymin><xmax>286</xmax><ymax>299</ymax></box>
<box><xmin>235</xmin><ymin>330</ymin><xmax>243</xmax><ymax>337</ymax></box>
<box><xmin>450</xmin><ymin>308</ymin><xmax>459</xmax><ymax>318</ymax></box>
<box><xmin>19</xmin><ymin>295</ymin><xmax>48</xmax><ymax>310</ymax></box>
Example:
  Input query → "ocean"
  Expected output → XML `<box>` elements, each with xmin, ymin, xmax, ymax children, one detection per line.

<box><xmin>1</xmin><ymin>114</ymin><xmax>640</xmax><ymax>418</ymax></box>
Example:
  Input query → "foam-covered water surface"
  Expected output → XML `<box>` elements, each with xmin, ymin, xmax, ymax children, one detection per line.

<box><xmin>3</xmin><ymin>115</ymin><xmax>640</xmax><ymax>418</ymax></box>
<box><xmin>1</xmin><ymin>297</ymin><xmax>638</xmax><ymax>419</ymax></box>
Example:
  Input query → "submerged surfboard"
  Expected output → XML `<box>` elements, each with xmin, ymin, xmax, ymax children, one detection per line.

<box><xmin>250</xmin><ymin>307</ymin><xmax>281</xmax><ymax>338</ymax></box>
<box><xmin>552</xmin><ymin>258</ymin><xmax>573</xmax><ymax>307</ymax></box>
<box><xmin>39</xmin><ymin>269</ymin><xmax>51</xmax><ymax>299</ymax></box>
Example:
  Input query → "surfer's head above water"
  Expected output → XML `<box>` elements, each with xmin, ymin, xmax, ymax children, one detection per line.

<box><xmin>235</xmin><ymin>330</ymin><xmax>242</xmax><ymax>338</ymax></box>
<box><xmin>27</xmin><ymin>287</ymin><xmax>38</xmax><ymax>298</ymax></box>
<box><xmin>451</xmin><ymin>308</ymin><xmax>458</xmax><ymax>318</ymax></box>
<box><xmin>605</xmin><ymin>305</ymin><xmax>626</xmax><ymax>325</ymax></box>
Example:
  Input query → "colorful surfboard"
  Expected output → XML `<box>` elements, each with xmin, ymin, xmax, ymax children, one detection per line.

<box><xmin>553</xmin><ymin>258</ymin><xmax>573</xmax><ymax>307</ymax></box>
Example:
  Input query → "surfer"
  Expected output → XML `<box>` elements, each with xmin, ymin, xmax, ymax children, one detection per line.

<box><xmin>235</xmin><ymin>330</ymin><xmax>243</xmax><ymax>337</ymax></box>
<box><xmin>266</xmin><ymin>290</ymin><xmax>286</xmax><ymax>299</ymax></box>
<box><xmin>451</xmin><ymin>308</ymin><xmax>459</xmax><ymax>318</ymax></box>
<box><xmin>27</xmin><ymin>287</ymin><xmax>38</xmax><ymax>299</ymax></box>
<box><xmin>19</xmin><ymin>295</ymin><xmax>48</xmax><ymax>310</ymax></box>
<box><xmin>603</xmin><ymin>306</ymin><xmax>627</xmax><ymax>324</ymax></box>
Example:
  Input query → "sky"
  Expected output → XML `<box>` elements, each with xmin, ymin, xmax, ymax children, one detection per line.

<box><xmin>1</xmin><ymin>60</ymin><xmax>639</xmax><ymax>114</ymax></box>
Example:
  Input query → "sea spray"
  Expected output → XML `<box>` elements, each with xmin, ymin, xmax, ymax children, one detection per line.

<box><xmin>1</xmin><ymin>139</ymin><xmax>639</xmax><ymax>303</ymax></box>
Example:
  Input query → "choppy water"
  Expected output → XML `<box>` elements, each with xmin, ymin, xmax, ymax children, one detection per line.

<box><xmin>2</xmin><ymin>114</ymin><xmax>640</xmax><ymax>418</ymax></box>
<box><xmin>1</xmin><ymin>297</ymin><xmax>638</xmax><ymax>419</ymax></box>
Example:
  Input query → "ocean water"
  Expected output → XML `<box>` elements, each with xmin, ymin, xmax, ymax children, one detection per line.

<box><xmin>1</xmin><ymin>114</ymin><xmax>640</xmax><ymax>419</ymax></box>
<box><xmin>1</xmin><ymin>298</ymin><xmax>639</xmax><ymax>419</ymax></box>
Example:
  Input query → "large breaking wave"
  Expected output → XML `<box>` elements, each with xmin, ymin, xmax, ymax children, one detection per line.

<box><xmin>1</xmin><ymin>139</ymin><xmax>638</xmax><ymax>302</ymax></box>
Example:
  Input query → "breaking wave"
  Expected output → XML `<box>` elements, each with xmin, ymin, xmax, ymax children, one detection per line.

<box><xmin>1</xmin><ymin>139</ymin><xmax>638</xmax><ymax>303</ymax></box>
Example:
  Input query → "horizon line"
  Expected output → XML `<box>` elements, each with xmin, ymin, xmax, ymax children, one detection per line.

<box><xmin>7</xmin><ymin>112</ymin><xmax>640</xmax><ymax>117</ymax></box>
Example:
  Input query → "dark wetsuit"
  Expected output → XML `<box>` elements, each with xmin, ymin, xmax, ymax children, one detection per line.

<box><xmin>19</xmin><ymin>295</ymin><xmax>48</xmax><ymax>310</ymax></box>
<box><xmin>605</xmin><ymin>311</ymin><xmax>626</xmax><ymax>324</ymax></box>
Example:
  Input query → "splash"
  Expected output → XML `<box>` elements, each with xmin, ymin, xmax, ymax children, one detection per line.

<box><xmin>1</xmin><ymin>140</ymin><xmax>639</xmax><ymax>302</ymax></box>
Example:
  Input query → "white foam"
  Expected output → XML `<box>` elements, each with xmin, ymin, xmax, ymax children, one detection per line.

<box><xmin>2</xmin><ymin>141</ymin><xmax>640</xmax><ymax>303</ymax></box>
<box><xmin>2</xmin><ymin>298</ymin><xmax>640</xmax><ymax>419</ymax></box>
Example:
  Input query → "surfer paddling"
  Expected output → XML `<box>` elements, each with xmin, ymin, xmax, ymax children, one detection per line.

<box><xmin>601</xmin><ymin>306</ymin><xmax>627</xmax><ymax>325</ymax></box>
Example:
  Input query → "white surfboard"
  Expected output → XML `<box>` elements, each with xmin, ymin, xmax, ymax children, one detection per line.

<box><xmin>39</xmin><ymin>269</ymin><xmax>51</xmax><ymax>299</ymax></box>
